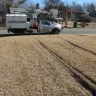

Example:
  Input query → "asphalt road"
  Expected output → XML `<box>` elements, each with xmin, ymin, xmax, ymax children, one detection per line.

<box><xmin>0</xmin><ymin>28</ymin><xmax>96</xmax><ymax>37</ymax></box>
<box><xmin>60</xmin><ymin>28</ymin><xmax>96</xmax><ymax>34</ymax></box>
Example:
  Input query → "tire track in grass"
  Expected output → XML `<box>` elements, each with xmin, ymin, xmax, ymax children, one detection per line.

<box><xmin>69</xmin><ymin>63</ymin><xmax>96</xmax><ymax>86</ymax></box>
<box><xmin>57</xmin><ymin>36</ymin><xmax>96</xmax><ymax>85</ymax></box>
<box><xmin>59</xmin><ymin>37</ymin><xmax>96</xmax><ymax>56</ymax></box>
<box><xmin>37</xmin><ymin>40</ymin><xmax>96</xmax><ymax>96</ymax></box>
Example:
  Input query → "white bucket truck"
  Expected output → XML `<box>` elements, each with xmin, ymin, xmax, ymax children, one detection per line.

<box><xmin>6</xmin><ymin>8</ymin><xmax>63</xmax><ymax>34</ymax></box>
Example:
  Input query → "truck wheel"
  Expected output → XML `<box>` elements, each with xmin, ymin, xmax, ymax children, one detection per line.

<box><xmin>52</xmin><ymin>29</ymin><xmax>59</xmax><ymax>34</ymax></box>
<box><xmin>55</xmin><ymin>30</ymin><xmax>59</xmax><ymax>34</ymax></box>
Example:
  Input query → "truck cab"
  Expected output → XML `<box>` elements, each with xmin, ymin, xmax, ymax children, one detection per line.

<box><xmin>39</xmin><ymin>20</ymin><xmax>62</xmax><ymax>34</ymax></box>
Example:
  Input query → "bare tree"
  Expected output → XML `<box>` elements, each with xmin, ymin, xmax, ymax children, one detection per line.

<box><xmin>0</xmin><ymin>0</ymin><xmax>27</xmax><ymax>26</ymax></box>
<box><xmin>71</xmin><ymin>2</ymin><xmax>83</xmax><ymax>12</ymax></box>
<box><xmin>43</xmin><ymin>0</ymin><xmax>62</xmax><ymax>8</ymax></box>
<box><xmin>0</xmin><ymin>0</ymin><xmax>27</xmax><ymax>13</ymax></box>
<box><xmin>28</xmin><ymin>2</ymin><xmax>35</xmax><ymax>10</ymax></box>
<box><xmin>14</xmin><ymin>0</ymin><xmax>27</xmax><ymax>7</ymax></box>
<box><xmin>83</xmin><ymin>3</ymin><xmax>96</xmax><ymax>17</ymax></box>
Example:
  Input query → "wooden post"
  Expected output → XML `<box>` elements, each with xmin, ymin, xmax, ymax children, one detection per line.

<box><xmin>66</xmin><ymin>12</ymin><xmax>67</xmax><ymax>21</ymax></box>
<box><xmin>71</xmin><ymin>7</ymin><xmax>72</xmax><ymax>21</ymax></box>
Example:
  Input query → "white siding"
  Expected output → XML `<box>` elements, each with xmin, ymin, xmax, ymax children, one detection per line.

<box><xmin>50</xmin><ymin>9</ymin><xmax>58</xmax><ymax>18</ymax></box>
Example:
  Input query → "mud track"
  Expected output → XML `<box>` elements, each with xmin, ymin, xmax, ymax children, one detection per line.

<box><xmin>37</xmin><ymin>39</ymin><xmax>96</xmax><ymax>96</ymax></box>
<box><xmin>0</xmin><ymin>34</ymin><xmax>96</xmax><ymax>96</ymax></box>
<box><xmin>57</xmin><ymin>36</ymin><xmax>96</xmax><ymax>56</ymax></box>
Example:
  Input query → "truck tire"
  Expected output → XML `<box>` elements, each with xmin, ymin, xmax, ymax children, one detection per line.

<box><xmin>52</xmin><ymin>29</ymin><xmax>60</xmax><ymax>34</ymax></box>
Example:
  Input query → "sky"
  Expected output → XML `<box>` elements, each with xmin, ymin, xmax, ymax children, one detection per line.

<box><xmin>28</xmin><ymin>0</ymin><xmax>96</xmax><ymax>7</ymax></box>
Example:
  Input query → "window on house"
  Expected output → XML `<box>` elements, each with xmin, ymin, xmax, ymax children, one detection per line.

<box><xmin>76</xmin><ymin>14</ymin><xmax>81</xmax><ymax>18</ymax></box>
<box><xmin>67</xmin><ymin>13</ymin><xmax>71</xmax><ymax>18</ymax></box>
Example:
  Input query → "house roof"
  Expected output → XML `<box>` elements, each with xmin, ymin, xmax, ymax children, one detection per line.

<box><xmin>66</xmin><ymin>8</ymin><xmax>85</xmax><ymax>14</ymax></box>
<box><xmin>44</xmin><ymin>7</ymin><xmax>85</xmax><ymax>14</ymax></box>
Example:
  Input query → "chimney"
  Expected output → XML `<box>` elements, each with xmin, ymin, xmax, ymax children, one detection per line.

<box><xmin>36</xmin><ymin>3</ymin><xmax>39</xmax><ymax>9</ymax></box>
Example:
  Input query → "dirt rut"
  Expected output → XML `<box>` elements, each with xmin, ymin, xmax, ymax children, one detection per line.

<box><xmin>0</xmin><ymin>34</ymin><xmax>96</xmax><ymax>96</ymax></box>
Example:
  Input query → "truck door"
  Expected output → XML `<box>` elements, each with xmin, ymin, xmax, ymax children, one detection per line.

<box><xmin>40</xmin><ymin>20</ymin><xmax>50</xmax><ymax>33</ymax></box>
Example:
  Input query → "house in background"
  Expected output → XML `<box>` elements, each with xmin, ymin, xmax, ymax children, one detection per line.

<box><xmin>58</xmin><ymin>8</ymin><xmax>85</xmax><ymax>21</ymax></box>
<box><xmin>31</xmin><ymin>3</ymin><xmax>85</xmax><ymax>21</ymax></box>
<box><xmin>44</xmin><ymin>7</ymin><xmax>85</xmax><ymax>21</ymax></box>
<box><xmin>89</xmin><ymin>17</ymin><xmax>96</xmax><ymax>22</ymax></box>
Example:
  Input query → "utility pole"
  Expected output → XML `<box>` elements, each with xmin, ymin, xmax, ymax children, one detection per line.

<box><xmin>71</xmin><ymin>6</ymin><xmax>72</xmax><ymax>21</ymax></box>
<box><xmin>70</xmin><ymin>0</ymin><xmax>72</xmax><ymax>21</ymax></box>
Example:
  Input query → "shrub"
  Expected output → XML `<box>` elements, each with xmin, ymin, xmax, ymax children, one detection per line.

<box><xmin>78</xmin><ymin>16</ymin><xmax>91</xmax><ymax>23</ymax></box>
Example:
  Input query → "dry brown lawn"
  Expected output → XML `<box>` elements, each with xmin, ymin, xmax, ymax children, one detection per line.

<box><xmin>86</xmin><ymin>22</ymin><xmax>96</xmax><ymax>28</ymax></box>
<box><xmin>0</xmin><ymin>34</ymin><xmax>96</xmax><ymax>96</ymax></box>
